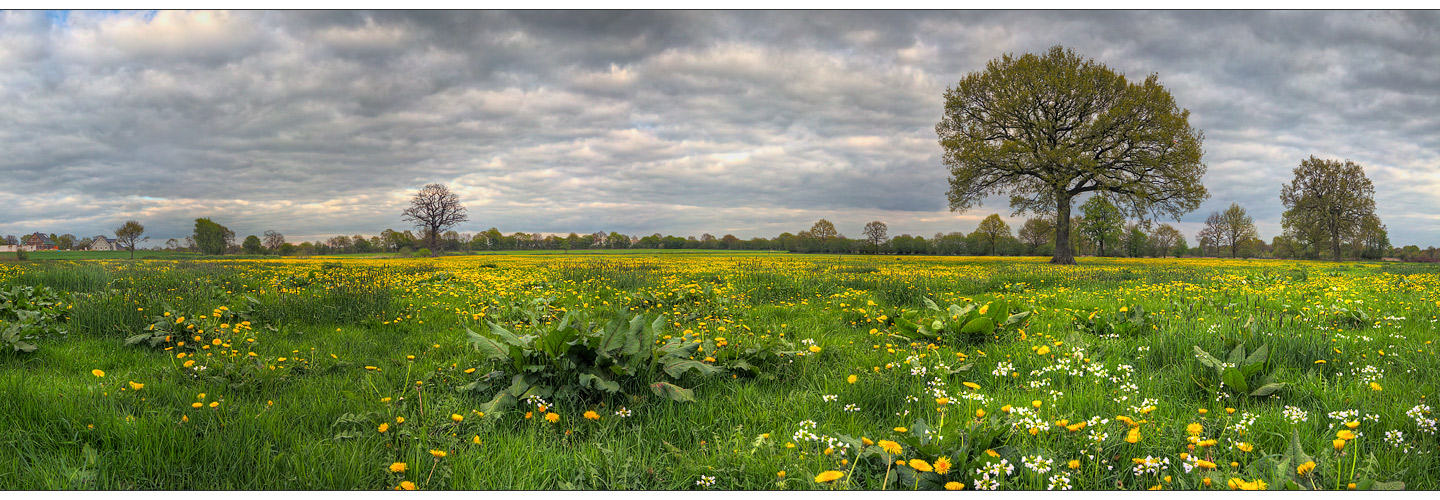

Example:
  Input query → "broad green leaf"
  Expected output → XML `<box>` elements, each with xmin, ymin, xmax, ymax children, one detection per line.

<box><xmin>466</xmin><ymin>326</ymin><xmax>511</xmax><ymax>361</ymax></box>
<box><xmin>1250</xmin><ymin>383</ymin><xmax>1286</xmax><ymax>397</ymax></box>
<box><xmin>477</xmin><ymin>392</ymin><xmax>517</xmax><ymax>414</ymax></box>
<box><xmin>621</xmin><ymin>314</ymin><xmax>646</xmax><ymax>356</ymax></box>
<box><xmin>650</xmin><ymin>381</ymin><xmax>695</xmax><ymax>402</ymax></box>
<box><xmin>923</xmin><ymin>297</ymin><xmax>940</xmax><ymax>311</ymax></box>
<box><xmin>485</xmin><ymin>321</ymin><xmax>526</xmax><ymax>347</ymax></box>
<box><xmin>959</xmin><ymin>317</ymin><xmax>995</xmax><ymax>335</ymax></box>
<box><xmin>1373</xmin><ymin>480</ymin><xmax>1405</xmax><ymax>490</ymax></box>
<box><xmin>596</xmin><ymin>317</ymin><xmax>629</xmax><ymax>355</ymax></box>
<box><xmin>662</xmin><ymin>359</ymin><xmax>723</xmax><ymax>378</ymax></box>
<box><xmin>1222</xmin><ymin>367</ymin><xmax>1248</xmax><ymax>393</ymax></box>
<box><xmin>1005</xmin><ymin>310</ymin><xmax>1032</xmax><ymax>326</ymax></box>
<box><xmin>1193</xmin><ymin>346</ymin><xmax>1222</xmax><ymax>370</ymax></box>
<box><xmin>1227</xmin><ymin>344</ymin><xmax>1247</xmax><ymax>366</ymax></box>
<box><xmin>123</xmin><ymin>333</ymin><xmax>153</xmax><ymax>346</ymax></box>
<box><xmin>1245</xmin><ymin>343</ymin><xmax>1269</xmax><ymax>366</ymax></box>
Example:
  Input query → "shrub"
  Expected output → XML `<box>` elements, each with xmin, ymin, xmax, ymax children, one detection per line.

<box><xmin>1</xmin><ymin>284</ymin><xmax>68</xmax><ymax>353</ymax></box>
<box><xmin>416</xmin><ymin>248</ymin><xmax>432</xmax><ymax>258</ymax></box>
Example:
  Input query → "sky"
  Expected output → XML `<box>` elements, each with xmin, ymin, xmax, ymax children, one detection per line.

<box><xmin>1</xmin><ymin>10</ymin><xmax>1437</xmax><ymax>246</ymax></box>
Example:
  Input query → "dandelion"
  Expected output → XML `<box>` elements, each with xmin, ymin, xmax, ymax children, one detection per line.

<box><xmin>1337</xmin><ymin>429</ymin><xmax>1356</xmax><ymax>440</ymax></box>
<box><xmin>209</xmin><ymin>401</ymin><xmax>219</xmax><ymax>408</ymax></box>
<box><xmin>909</xmin><ymin>459</ymin><xmax>933</xmax><ymax>472</ymax></box>
<box><xmin>396</xmin><ymin>416</ymin><xmax>405</xmax><ymax>424</ymax></box>
<box><xmin>1297</xmin><ymin>461</ymin><xmax>1315</xmax><ymax>475</ymax></box>
<box><xmin>1186</xmin><ymin>423</ymin><xmax>1203</xmax><ymax>436</ymax></box>
<box><xmin>128</xmin><ymin>381</ymin><xmax>144</xmax><ymax>391</ymax></box>
<box><xmin>450</xmin><ymin>414</ymin><xmax>463</xmax><ymax>423</ymax></box>
<box><xmin>1235</xmin><ymin>442</ymin><xmax>1253</xmax><ymax>452</ymax></box>
<box><xmin>429</xmin><ymin>450</ymin><xmax>446</xmax><ymax>458</ymax></box>
<box><xmin>545</xmin><ymin>412</ymin><xmax>560</xmax><ymax>423</ymax></box>
<box><xmin>584</xmin><ymin>410</ymin><xmax>600</xmax><ymax>421</ymax></box>
<box><xmin>847</xmin><ymin>374</ymin><xmax>857</xmax><ymax>384</ymax></box>
<box><xmin>1032</xmin><ymin>400</ymin><xmax>1043</xmax><ymax>408</ymax></box>
<box><xmin>91</xmin><ymin>369</ymin><xmax>105</xmax><ymax>378</ymax></box>
<box><xmin>963</xmin><ymin>382</ymin><xmax>981</xmax><ymax>390</ymax></box>
<box><xmin>879</xmin><ymin>440</ymin><xmax>903</xmax><ymax>455</ymax></box>
<box><xmin>191</xmin><ymin>402</ymin><xmax>202</xmax><ymax>408</ymax></box>
<box><xmin>777</xmin><ymin>471</ymin><xmax>785</xmax><ymax>478</ymax></box>
<box><xmin>945</xmin><ymin>481</ymin><xmax>964</xmax><ymax>490</ymax></box>
<box><xmin>814</xmin><ymin>470</ymin><xmax>844</xmax><ymax>483</ymax></box>
<box><xmin>862</xmin><ymin>437</ymin><xmax>874</xmax><ymax>446</ymax></box>
<box><xmin>976</xmin><ymin>409</ymin><xmax>987</xmax><ymax>418</ymax></box>
<box><xmin>894</xmin><ymin>427</ymin><xmax>907</xmax><ymax>432</ymax></box>
<box><xmin>1370</xmin><ymin>382</ymin><xmax>1382</xmax><ymax>391</ymax></box>
<box><xmin>378</xmin><ymin>423</ymin><xmax>389</xmax><ymax>433</ymax></box>
<box><xmin>934</xmin><ymin>456</ymin><xmax>952</xmax><ymax>474</ymax></box>
<box><xmin>809</xmin><ymin>345</ymin><xmax>822</xmax><ymax>353</ymax></box>
<box><xmin>1333</xmin><ymin>439</ymin><xmax>1346</xmax><ymax>451</ymax></box>
<box><xmin>389</xmin><ymin>462</ymin><xmax>407</xmax><ymax>473</ymax></box>
<box><xmin>399</xmin><ymin>481</ymin><xmax>415</xmax><ymax>490</ymax></box>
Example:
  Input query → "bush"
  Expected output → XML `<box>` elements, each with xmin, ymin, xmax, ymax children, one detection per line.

<box><xmin>415</xmin><ymin>248</ymin><xmax>431</xmax><ymax>258</ymax></box>
<box><xmin>15</xmin><ymin>249</ymin><xmax>27</xmax><ymax>261</ymax></box>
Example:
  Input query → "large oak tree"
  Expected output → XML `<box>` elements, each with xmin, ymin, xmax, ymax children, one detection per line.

<box><xmin>402</xmin><ymin>183</ymin><xmax>469</xmax><ymax>252</ymax></box>
<box><xmin>936</xmin><ymin>46</ymin><xmax>1208</xmax><ymax>265</ymax></box>
<box><xmin>1280</xmin><ymin>156</ymin><xmax>1377</xmax><ymax>262</ymax></box>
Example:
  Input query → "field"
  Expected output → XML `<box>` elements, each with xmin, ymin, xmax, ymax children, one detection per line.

<box><xmin>1</xmin><ymin>253</ymin><xmax>1437</xmax><ymax>490</ymax></box>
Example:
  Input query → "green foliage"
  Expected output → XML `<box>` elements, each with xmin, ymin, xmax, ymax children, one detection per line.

<box><xmin>464</xmin><ymin>311</ymin><xmax>728</xmax><ymax>411</ymax></box>
<box><xmin>891</xmin><ymin>297</ymin><xmax>1032</xmax><ymax>345</ymax></box>
<box><xmin>1192</xmin><ymin>342</ymin><xmax>1285</xmax><ymax>398</ymax></box>
<box><xmin>193</xmin><ymin>218</ymin><xmax>235</xmax><ymax>255</ymax></box>
<box><xmin>0</xmin><ymin>284</ymin><xmax>68</xmax><ymax>353</ymax></box>
<box><xmin>1071</xmin><ymin>305</ymin><xmax>1152</xmax><ymax>338</ymax></box>
<box><xmin>416</xmin><ymin>248</ymin><xmax>432</xmax><ymax>258</ymax></box>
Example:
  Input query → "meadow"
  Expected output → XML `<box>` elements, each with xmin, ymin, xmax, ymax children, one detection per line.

<box><xmin>1</xmin><ymin>252</ymin><xmax>1436</xmax><ymax>490</ymax></box>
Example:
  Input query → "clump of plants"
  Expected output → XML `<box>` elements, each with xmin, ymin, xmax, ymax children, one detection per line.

<box><xmin>463</xmin><ymin>310</ymin><xmax>726</xmax><ymax>412</ymax></box>
<box><xmin>1192</xmin><ymin>342</ymin><xmax>1286</xmax><ymax>398</ymax></box>
<box><xmin>1</xmin><ymin>284</ymin><xmax>68</xmax><ymax>353</ymax></box>
<box><xmin>1071</xmin><ymin>305</ymin><xmax>1152</xmax><ymax>338</ymax></box>
<box><xmin>890</xmin><ymin>297</ymin><xmax>1032</xmax><ymax>345</ymax></box>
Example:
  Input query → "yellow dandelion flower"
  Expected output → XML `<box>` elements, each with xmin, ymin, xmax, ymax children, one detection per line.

<box><xmin>378</xmin><ymin>423</ymin><xmax>389</xmax><ymax>433</ymax></box>
<box><xmin>814</xmin><ymin>470</ymin><xmax>844</xmax><ymax>483</ymax></box>
<box><xmin>847</xmin><ymin>374</ymin><xmax>857</xmax><ymax>384</ymax></box>
<box><xmin>396</xmin><ymin>416</ymin><xmax>404</xmax><ymax>424</ymax></box>
<box><xmin>1337</xmin><ymin>430</ymin><xmax>1356</xmax><ymax>441</ymax></box>
<box><xmin>1297</xmin><ymin>461</ymin><xmax>1315</xmax><ymax>475</ymax></box>
<box><xmin>1370</xmin><ymin>382</ymin><xmax>1382</xmax><ymax>391</ymax></box>
<box><xmin>584</xmin><ymin>410</ymin><xmax>600</xmax><ymax>421</ymax></box>
<box><xmin>472</xmin><ymin>435</ymin><xmax>481</xmax><ymax>444</ymax></box>
<box><xmin>192</xmin><ymin>402</ymin><xmax>203</xmax><ymax>408</ymax></box>
<box><xmin>861</xmin><ymin>437</ymin><xmax>874</xmax><ymax>446</ymax></box>
<box><xmin>545</xmin><ymin>412</ymin><xmax>559</xmax><ymax>423</ymax></box>
<box><xmin>934</xmin><ymin>456</ymin><xmax>952</xmax><ymax>474</ymax></box>
<box><xmin>91</xmin><ymin>369</ymin><xmax>105</xmax><ymax>378</ymax></box>
<box><xmin>399</xmin><ymin>481</ymin><xmax>415</xmax><ymax>490</ymax></box>
<box><xmin>451</xmin><ymin>414</ymin><xmax>463</xmax><ymax>422</ymax></box>
<box><xmin>879</xmin><ymin>440</ymin><xmax>903</xmax><ymax>455</ymax></box>
<box><xmin>389</xmin><ymin>462</ymin><xmax>407</xmax><ymax>473</ymax></box>
<box><xmin>128</xmin><ymin>381</ymin><xmax>144</xmax><ymax>391</ymax></box>
<box><xmin>1333</xmin><ymin>439</ymin><xmax>1346</xmax><ymax>451</ymax></box>
<box><xmin>1067</xmin><ymin>459</ymin><xmax>1080</xmax><ymax>469</ymax></box>
<box><xmin>962</xmin><ymin>381</ymin><xmax>981</xmax><ymax>390</ymax></box>
<box><xmin>1186</xmin><ymin>423</ymin><xmax>1203</xmax><ymax>436</ymax></box>
<box><xmin>429</xmin><ymin>449</ymin><xmax>446</xmax><ymax>458</ymax></box>
<box><xmin>1235</xmin><ymin>442</ymin><xmax>1254</xmax><ymax>452</ymax></box>
<box><xmin>208</xmin><ymin>401</ymin><xmax>219</xmax><ymax>408</ymax></box>
<box><xmin>909</xmin><ymin>459</ymin><xmax>933</xmax><ymax>472</ymax></box>
<box><xmin>808</xmin><ymin>345</ymin><xmax>821</xmax><ymax>353</ymax></box>
<box><xmin>945</xmin><ymin>481</ymin><xmax>964</xmax><ymax>490</ymax></box>
<box><xmin>976</xmin><ymin>408</ymin><xmax>987</xmax><ymax>418</ymax></box>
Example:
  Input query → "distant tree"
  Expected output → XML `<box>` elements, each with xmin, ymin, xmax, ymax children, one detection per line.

<box><xmin>862</xmin><ymin>221</ymin><xmax>889</xmax><ymax>251</ymax></box>
<box><xmin>193</xmin><ymin>218</ymin><xmax>234</xmax><ymax>255</ymax></box>
<box><xmin>3</xmin><ymin>235</ymin><xmax>16</xmax><ymax>245</ymax></box>
<box><xmin>263</xmin><ymin>230</ymin><xmax>286</xmax><ymax>251</ymax></box>
<box><xmin>1281</xmin><ymin>156</ymin><xmax>1377</xmax><ymax>262</ymax></box>
<box><xmin>974</xmin><ymin>214</ymin><xmax>1012</xmax><ymax>256</ymax></box>
<box><xmin>184</xmin><ymin>236</ymin><xmax>197</xmax><ymax>252</ymax></box>
<box><xmin>606</xmin><ymin>232</ymin><xmax>630</xmax><ymax>249</ymax></box>
<box><xmin>164</xmin><ymin>238</ymin><xmax>179</xmax><ymax>251</ymax></box>
<box><xmin>1211</xmin><ymin>202</ymin><xmax>1259</xmax><ymax>258</ymax></box>
<box><xmin>1078</xmin><ymin>197</ymin><xmax>1124</xmax><ymax>257</ymax></box>
<box><xmin>1124</xmin><ymin>224</ymin><xmax>1150</xmax><ymax>257</ymax></box>
<box><xmin>1151</xmin><ymin>224</ymin><xmax>1183</xmax><ymax>258</ymax></box>
<box><xmin>55</xmin><ymin>234</ymin><xmax>76</xmax><ymax>250</ymax></box>
<box><xmin>936</xmin><ymin>45</ymin><xmax>1208</xmax><ymax>265</ymax></box>
<box><xmin>809</xmin><ymin>219</ymin><xmax>838</xmax><ymax>241</ymax></box>
<box><xmin>1017</xmin><ymin>218</ymin><xmax>1054</xmax><ymax>255</ymax></box>
<box><xmin>114</xmin><ymin>220</ymin><xmax>148</xmax><ymax>259</ymax></box>
<box><xmin>242</xmin><ymin>235</ymin><xmax>265</xmax><ymax>254</ymax></box>
<box><xmin>77</xmin><ymin>236</ymin><xmax>94</xmax><ymax>250</ymax></box>
<box><xmin>401</xmin><ymin>183</ymin><xmax>469</xmax><ymax>252</ymax></box>
<box><xmin>1171</xmin><ymin>235</ymin><xmax>1190</xmax><ymax>258</ymax></box>
<box><xmin>1355</xmin><ymin>214</ymin><xmax>1389</xmax><ymax>260</ymax></box>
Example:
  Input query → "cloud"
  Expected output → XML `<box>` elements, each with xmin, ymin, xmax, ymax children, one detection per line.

<box><xmin>1</xmin><ymin>10</ymin><xmax>1437</xmax><ymax>246</ymax></box>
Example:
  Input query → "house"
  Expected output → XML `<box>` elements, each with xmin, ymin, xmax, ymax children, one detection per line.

<box><xmin>89</xmin><ymin>235</ymin><xmax>117</xmax><ymax>251</ymax></box>
<box><xmin>24</xmin><ymin>232</ymin><xmax>56</xmax><ymax>251</ymax></box>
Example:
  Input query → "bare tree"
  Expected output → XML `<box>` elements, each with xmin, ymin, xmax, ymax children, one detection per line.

<box><xmin>1150</xmin><ymin>224</ymin><xmax>1183</xmax><ymax>257</ymax></box>
<box><xmin>1018</xmin><ymin>218</ymin><xmax>1054</xmax><ymax>254</ymax></box>
<box><xmin>114</xmin><ymin>220</ymin><xmax>148</xmax><ymax>259</ymax></box>
<box><xmin>863</xmin><ymin>221</ymin><xmax>889</xmax><ymax>250</ymax></box>
<box><xmin>263</xmin><ymin>230</ymin><xmax>286</xmax><ymax>251</ymax></box>
<box><xmin>401</xmin><ymin>183</ymin><xmax>469</xmax><ymax>252</ymax></box>
<box><xmin>1211</xmin><ymin>203</ymin><xmax>1258</xmax><ymax>258</ymax></box>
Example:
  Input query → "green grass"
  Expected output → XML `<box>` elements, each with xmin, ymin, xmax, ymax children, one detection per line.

<box><xmin>13</xmin><ymin>250</ymin><xmax>200</xmax><ymax>260</ymax></box>
<box><xmin>0</xmin><ymin>255</ymin><xmax>1436</xmax><ymax>490</ymax></box>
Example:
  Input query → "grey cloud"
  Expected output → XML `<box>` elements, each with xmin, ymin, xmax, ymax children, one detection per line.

<box><xmin>1</xmin><ymin>10</ymin><xmax>1437</xmax><ymax>245</ymax></box>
